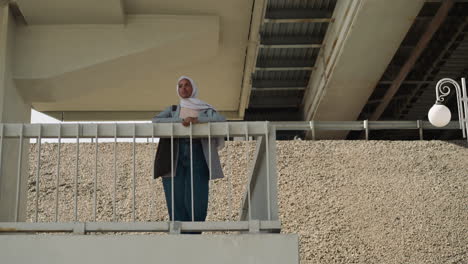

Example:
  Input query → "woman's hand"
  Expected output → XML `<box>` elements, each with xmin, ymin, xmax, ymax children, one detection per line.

<box><xmin>182</xmin><ymin>117</ymin><xmax>199</xmax><ymax>127</ymax></box>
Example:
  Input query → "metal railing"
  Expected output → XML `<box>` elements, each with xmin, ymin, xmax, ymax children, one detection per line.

<box><xmin>0</xmin><ymin>120</ymin><xmax>461</xmax><ymax>234</ymax></box>
<box><xmin>273</xmin><ymin>120</ymin><xmax>462</xmax><ymax>140</ymax></box>
<box><xmin>0</xmin><ymin>122</ymin><xmax>279</xmax><ymax>234</ymax></box>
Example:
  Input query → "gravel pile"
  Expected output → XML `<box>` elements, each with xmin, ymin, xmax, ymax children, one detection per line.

<box><xmin>27</xmin><ymin>140</ymin><xmax>467</xmax><ymax>263</ymax></box>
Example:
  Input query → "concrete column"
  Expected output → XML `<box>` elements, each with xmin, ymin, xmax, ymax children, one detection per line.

<box><xmin>0</xmin><ymin>5</ymin><xmax>31</xmax><ymax>222</ymax></box>
<box><xmin>302</xmin><ymin>0</ymin><xmax>424</xmax><ymax>139</ymax></box>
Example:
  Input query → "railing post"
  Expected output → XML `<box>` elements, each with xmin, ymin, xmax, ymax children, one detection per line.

<box><xmin>55</xmin><ymin>124</ymin><xmax>61</xmax><ymax>222</ymax></box>
<box><xmin>34</xmin><ymin>124</ymin><xmax>42</xmax><ymax>222</ymax></box>
<box><xmin>266</xmin><ymin>126</ymin><xmax>278</xmax><ymax>222</ymax></box>
<box><xmin>225</xmin><ymin>122</ymin><xmax>233</xmax><ymax>220</ymax></box>
<box><xmin>417</xmin><ymin>120</ymin><xmax>424</xmax><ymax>140</ymax></box>
<box><xmin>240</xmin><ymin>122</ymin><xmax>278</xmax><ymax>225</ymax></box>
<box><xmin>169</xmin><ymin>221</ymin><xmax>181</xmax><ymax>234</ymax></box>
<box><xmin>113</xmin><ymin>123</ymin><xmax>118</xmax><ymax>222</ymax></box>
<box><xmin>15</xmin><ymin>125</ymin><xmax>24</xmax><ymax>222</ymax></box>
<box><xmin>74</xmin><ymin>124</ymin><xmax>80</xmax><ymax>222</ymax></box>
<box><xmin>309</xmin><ymin>121</ymin><xmax>316</xmax><ymax>140</ymax></box>
<box><xmin>0</xmin><ymin>124</ymin><xmax>30</xmax><ymax>222</ymax></box>
<box><xmin>364</xmin><ymin>120</ymin><xmax>369</xmax><ymax>140</ymax></box>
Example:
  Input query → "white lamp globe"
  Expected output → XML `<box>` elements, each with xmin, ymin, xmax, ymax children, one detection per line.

<box><xmin>428</xmin><ymin>103</ymin><xmax>451</xmax><ymax>127</ymax></box>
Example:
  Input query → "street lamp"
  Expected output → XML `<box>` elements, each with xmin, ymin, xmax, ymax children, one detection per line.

<box><xmin>428</xmin><ymin>78</ymin><xmax>468</xmax><ymax>141</ymax></box>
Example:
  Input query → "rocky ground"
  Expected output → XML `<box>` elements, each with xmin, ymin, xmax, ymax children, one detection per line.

<box><xmin>27</xmin><ymin>140</ymin><xmax>467</xmax><ymax>263</ymax></box>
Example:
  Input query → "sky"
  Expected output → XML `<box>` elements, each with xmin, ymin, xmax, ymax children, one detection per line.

<box><xmin>31</xmin><ymin>109</ymin><xmax>61</xmax><ymax>123</ymax></box>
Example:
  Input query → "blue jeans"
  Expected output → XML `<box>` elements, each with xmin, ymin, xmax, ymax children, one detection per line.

<box><xmin>162</xmin><ymin>139</ymin><xmax>209</xmax><ymax>234</ymax></box>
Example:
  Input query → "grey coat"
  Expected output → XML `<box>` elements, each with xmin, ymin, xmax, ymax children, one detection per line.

<box><xmin>152</xmin><ymin>105</ymin><xmax>226</xmax><ymax>180</ymax></box>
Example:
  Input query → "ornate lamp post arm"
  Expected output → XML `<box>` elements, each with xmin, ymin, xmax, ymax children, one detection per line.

<box><xmin>429</xmin><ymin>78</ymin><xmax>468</xmax><ymax>141</ymax></box>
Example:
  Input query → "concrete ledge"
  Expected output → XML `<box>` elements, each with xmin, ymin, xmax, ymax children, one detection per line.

<box><xmin>0</xmin><ymin>234</ymin><xmax>298</xmax><ymax>264</ymax></box>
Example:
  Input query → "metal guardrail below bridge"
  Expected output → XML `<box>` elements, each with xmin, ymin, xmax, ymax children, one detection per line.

<box><xmin>0</xmin><ymin>120</ymin><xmax>462</xmax><ymax>234</ymax></box>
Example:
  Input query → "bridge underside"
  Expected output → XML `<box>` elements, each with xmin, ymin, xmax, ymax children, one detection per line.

<box><xmin>1</xmin><ymin>0</ymin><xmax>466</xmax><ymax>141</ymax></box>
<box><xmin>6</xmin><ymin>0</ymin><xmax>256</xmax><ymax>121</ymax></box>
<box><xmin>245</xmin><ymin>0</ymin><xmax>466</xmax><ymax>140</ymax></box>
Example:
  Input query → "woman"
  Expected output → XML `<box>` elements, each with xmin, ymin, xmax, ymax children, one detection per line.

<box><xmin>152</xmin><ymin>76</ymin><xmax>225</xmax><ymax>232</ymax></box>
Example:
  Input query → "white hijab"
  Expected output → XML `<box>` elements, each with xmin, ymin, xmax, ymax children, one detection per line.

<box><xmin>177</xmin><ymin>76</ymin><xmax>214</xmax><ymax>110</ymax></box>
<box><xmin>177</xmin><ymin>76</ymin><xmax>225</xmax><ymax>150</ymax></box>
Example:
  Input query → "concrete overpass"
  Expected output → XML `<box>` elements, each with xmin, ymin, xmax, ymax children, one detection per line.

<box><xmin>1</xmin><ymin>0</ymin><xmax>465</xmax><ymax>137</ymax></box>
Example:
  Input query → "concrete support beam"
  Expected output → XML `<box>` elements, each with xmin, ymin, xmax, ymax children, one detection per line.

<box><xmin>12</xmin><ymin>14</ymin><xmax>244</xmax><ymax>118</ymax></box>
<box><xmin>14</xmin><ymin>15</ymin><xmax>220</xmax><ymax>79</ymax></box>
<box><xmin>238</xmin><ymin>0</ymin><xmax>267</xmax><ymax>119</ymax></box>
<box><xmin>0</xmin><ymin>4</ymin><xmax>31</xmax><ymax>221</ymax></box>
<box><xmin>15</xmin><ymin>0</ymin><xmax>125</xmax><ymax>25</ymax></box>
<box><xmin>302</xmin><ymin>0</ymin><xmax>425</xmax><ymax>139</ymax></box>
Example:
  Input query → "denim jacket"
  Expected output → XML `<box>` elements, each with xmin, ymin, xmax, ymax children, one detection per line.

<box><xmin>152</xmin><ymin>105</ymin><xmax>226</xmax><ymax>180</ymax></box>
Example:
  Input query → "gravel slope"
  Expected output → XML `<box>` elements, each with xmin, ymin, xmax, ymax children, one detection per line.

<box><xmin>27</xmin><ymin>140</ymin><xmax>467</xmax><ymax>263</ymax></box>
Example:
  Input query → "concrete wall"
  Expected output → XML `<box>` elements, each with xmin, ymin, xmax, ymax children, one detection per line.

<box><xmin>0</xmin><ymin>234</ymin><xmax>299</xmax><ymax>264</ymax></box>
<box><xmin>17</xmin><ymin>140</ymin><xmax>468</xmax><ymax>263</ymax></box>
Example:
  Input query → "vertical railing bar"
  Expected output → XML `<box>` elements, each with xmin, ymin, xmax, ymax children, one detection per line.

<box><xmin>265</xmin><ymin>122</ymin><xmax>271</xmax><ymax>221</ymax></box>
<box><xmin>417</xmin><ymin>120</ymin><xmax>423</xmax><ymax>140</ymax></box>
<box><xmin>55</xmin><ymin>124</ymin><xmax>62</xmax><ymax>222</ymax></box>
<box><xmin>74</xmin><ymin>123</ymin><xmax>80</xmax><ymax>222</ymax></box>
<box><xmin>461</xmin><ymin>78</ymin><xmax>468</xmax><ymax>140</ymax></box>
<box><xmin>113</xmin><ymin>123</ymin><xmax>117</xmax><ymax>222</ymax></box>
<box><xmin>34</xmin><ymin>125</ymin><xmax>42</xmax><ymax>222</ymax></box>
<box><xmin>15</xmin><ymin>125</ymin><xmax>24</xmax><ymax>222</ymax></box>
<box><xmin>208</xmin><ymin>122</ymin><xmax>212</xmax><ymax>181</ymax></box>
<box><xmin>0</xmin><ymin>125</ymin><xmax>4</xmax><ymax>194</ymax></box>
<box><xmin>151</xmin><ymin>124</ymin><xmax>156</xmax><ymax>221</ymax></box>
<box><xmin>207</xmin><ymin>122</ymin><xmax>212</xmax><ymax>221</ymax></box>
<box><xmin>245</xmin><ymin>122</ymin><xmax>252</xmax><ymax>221</ymax></box>
<box><xmin>456</xmin><ymin>80</ymin><xmax>464</xmax><ymax>133</ymax></box>
<box><xmin>93</xmin><ymin>124</ymin><xmax>99</xmax><ymax>221</ymax></box>
<box><xmin>364</xmin><ymin>120</ymin><xmax>369</xmax><ymax>140</ymax></box>
<box><xmin>309</xmin><ymin>121</ymin><xmax>316</xmax><ymax>140</ymax></box>
<box><xmin>190</xmin><ymin>122</ymin><xmax>194</xmax><ymax>222</ymax></box>
<box><xmin>226</xmin><ymin>123</ymin><xmax>232</xmax><ymax>221</ymax></box>
<box><xmin>170</xmin><ymin>123</ymin><xmax>175</xmax><ymax>224</ymax></box>
<box><xmin>132</xmin><ymin>124</ymin><xmax>136</xmax><ymax>222</ymax></box>
<box><xmin>457</xmin><ymin>93</ymin><xmax>464</xmax><ymax>131</ymax></box>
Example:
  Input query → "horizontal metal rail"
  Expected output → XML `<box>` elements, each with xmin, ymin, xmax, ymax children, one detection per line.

<box><xmin>0</xmin><ymin>122</ymin><xmax>268</xmax><ymax>138</ymax></box>
<box><xmin>271</xmin><ymin>120</ymin><xmax>461</xmax><ymax>131</ymax></box>
<box><xmin>0</xmin><ymin>121</ymin><xmax>459</xmax><ymax>139</ymax></box>
<box><xmin>0</xmin><ymin>221</ymin><xmax>280</xmax><ymax>233</ymax></box>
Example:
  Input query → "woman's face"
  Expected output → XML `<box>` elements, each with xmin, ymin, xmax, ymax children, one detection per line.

<box><xmin>178</xmin><ymin>79</ymin><xmax>193</xmax><ymax>99</ymax></box>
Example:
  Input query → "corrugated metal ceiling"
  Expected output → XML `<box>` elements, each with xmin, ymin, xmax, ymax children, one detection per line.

<box><xmin>246</xmin><ymin>0</ymin><xmax>337</xmax><ymax>122</ymax></box>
